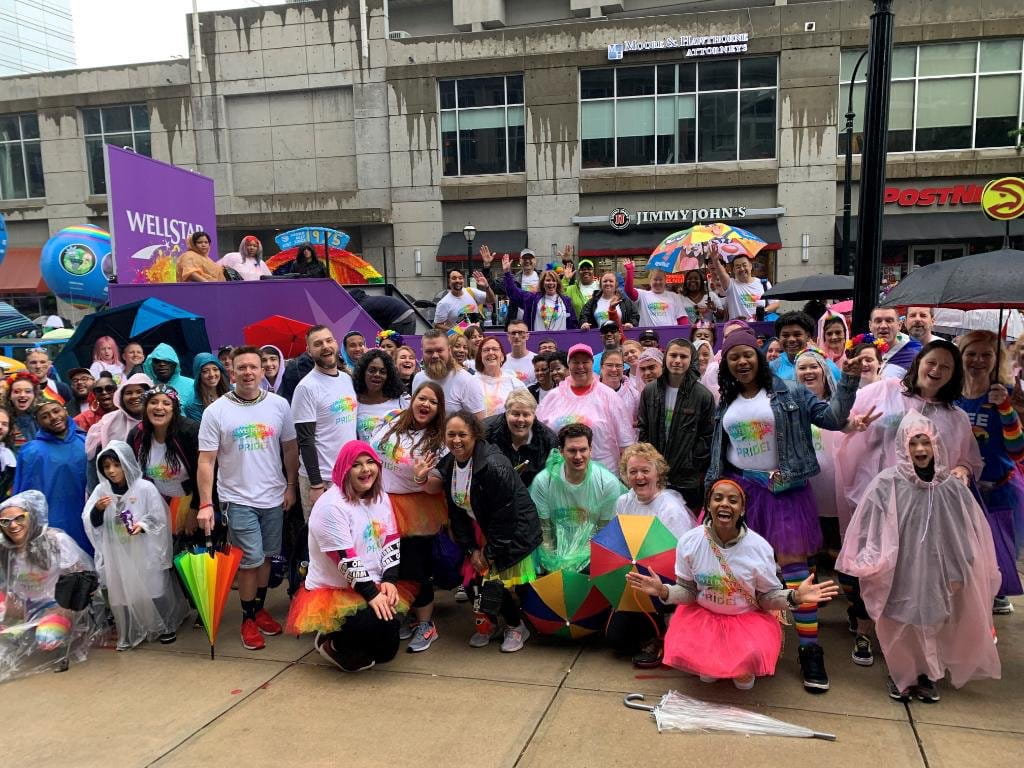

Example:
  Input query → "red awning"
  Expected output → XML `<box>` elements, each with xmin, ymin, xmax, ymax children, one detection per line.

<box><xmin>0</xmin><ymin>248</ymin><xmax>47</xmax><ymax>294</ymax></box>
<box><xmin>579</xmin><ymin>221</ymin><xmax>782</xmax><ymax>259</ymax></box>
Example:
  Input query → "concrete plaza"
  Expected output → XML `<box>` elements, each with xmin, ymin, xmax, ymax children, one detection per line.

<box><xmin>6</xmin><ymin>588</ymin><xmax>1022</xmax><ymax>768</ymax></box>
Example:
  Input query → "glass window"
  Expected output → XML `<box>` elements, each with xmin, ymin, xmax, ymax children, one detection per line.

<box><xmin>440</xmin><ymin>74</ymin><xmax>525</xmax><ymax>176</ymax></box>
<box><xmin>657</xmin><ymin>65</ymin><xmax>675</xmax><ymax>95</ymax></box>
<box><xmin>617</xmin><ymin>66</ymin><xmax>655</xmax><ymax>97</ymax></box>
<box><xmin>581</xmin><ymin>101</ymin><xmax>614</xmax><ymax>168</ymax></box>
<box><xmin>678</xmin><ymin>63</ymin><xmax>696</xmax><ymax>93</ymax></box>
<box><xmin>81</xmin><ymin>103</ymin><xmax>152</xmax><ymax>194</ymax></box>
<box><xmin>656</xmin><ymin>95</ymin><xmax>695</xmax><ymax>165</ymax></box>
<box><xmin>0</xmin><ymin>112</ymin><xmax>45</xmax><ymax>200</ymax></box>
<box><xmin>616</xmin><ymin>97</ymin><xmax>655</xmax><ymax>166</ymax></box>
<box><xmin>580</xmin><ymin>69</ymin><xmax>614</xmax><ymax>100</ymax></box>
<box><xmin>698</xmin><ymin>92</ymin><xmax>737</xmax><ymax>161</ymax></box>
<box><xmin>739</xmin><ymin>89</ymin><xmax>775</xmax><ymax>159</ymax></box>
<box><xmin>839</xmin><ymin>40</ymin><xmax>1023</xmax><ymax>154</ymax></box>
<box><xmin>741</xmin><ymin>57</ymin><xmax>776</xmax><ymax>88</ymax></box>
<box><xmin>699</xmin><ymin>60</ymin><xmax>737</xmax><ymax>91</ymax></box>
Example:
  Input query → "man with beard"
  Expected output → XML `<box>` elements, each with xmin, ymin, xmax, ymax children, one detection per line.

<box><xmin>73</xmin><ymin>371</ymin><xmax>118</xmax><ymax>432</ymax></box>
<box><xmin>870</xmin><ymin>306</ymin><xmax>922</xmax><ymax>379</ymax></box>
<box><xmin>291</xmin><ymin>325</ymin><xmax>359</xmax><ymax>517</ymax></box>
<box><xmin>66</xmin><ymin>367</ymin><xmax>95</xmax><ymax>418</ymax></box>
<box><xmin>432</xmin><ymin>268</ymin><xmax>495</xmax><ymax>330</ymax></box>
<box><xmin>906</xmin><ymin>306</ymin><xmax>942</xmax><ymax>346</ymax></box>
<box><xmin>142</xmin><ymin>344</ymin><xmax>196</xmax><ymax>410</ymax></box>
<box><xmin>411</xmin><ymin>329</ymin><xmax>484</xmax><ymax>420</ymax></box>
<box><xmin>770</xmin><ymin>311</ymin><xmax>840</xmax><ymax>382</ymax></box>
<box><xmin>529</xmin><ymin>423</ymin><xmax>624</xmax><ymax>573</ymax></box>
<box><xmin>13</xmin><ymin>398</ymin><xmax>89</xmax><ymax>553</ymax></box>
<box><xmin>198</xmin><ymin>347</ymin><xmax>298</xmax><ymax>650</ymax></box>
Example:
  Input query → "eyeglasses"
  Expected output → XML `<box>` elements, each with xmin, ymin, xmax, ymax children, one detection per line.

<box><xmin>92</xmin><ymin>385</ymin><xmax>117</xmax><ymax>394</ymax></box>
<box><xmin>0</xmin><ymin>513</ymin><xmax>27</xmax><ymax>529</ymax></box>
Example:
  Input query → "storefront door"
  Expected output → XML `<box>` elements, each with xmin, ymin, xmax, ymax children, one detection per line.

<box><xmin>909</xmin><ymin>243</ymin><xmax>967</xmax><ymax>271</ymax></box>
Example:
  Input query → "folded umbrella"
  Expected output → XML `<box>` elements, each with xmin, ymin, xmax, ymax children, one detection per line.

<box><xmin>590</xmin><ymin>515</ymin><xmax>677</xmax><ymax>614</ymax></box>
<box><xmin>243</xmin><ymin>315</ymin><xmax>313</xmax><ymax>360</ymax></box>
<box><xmin>173</xmin><ymin>543</ymin><xmax>243</xmax><ymax>659</ymax></box>
<box><xmin>520</xmin><ymin>569</ymin><xmax>611</xmax><ymax>639</ymax></box>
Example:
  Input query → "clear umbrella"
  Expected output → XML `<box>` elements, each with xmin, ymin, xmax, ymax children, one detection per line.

<box><xmin>624</xmin><ymin>692</ymin><xmax>837</xmax><ymax>741</ymax></box>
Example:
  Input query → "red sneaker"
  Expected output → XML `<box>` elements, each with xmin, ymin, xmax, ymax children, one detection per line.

<box><xmin>254</xmin><ymin>609</ymin><xmax>282</xmax><ymax>636</ymax></box>
<box><xmin>241</xmin><ymin>618</ymin><xmax>265</xmax><ymax>650</ymax></box>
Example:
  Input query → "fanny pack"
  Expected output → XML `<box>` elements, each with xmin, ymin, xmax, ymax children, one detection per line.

<box><xmin>741</xmin><ymin>469</ymin><xmax>805</xmax><ymax>495</ymax></box>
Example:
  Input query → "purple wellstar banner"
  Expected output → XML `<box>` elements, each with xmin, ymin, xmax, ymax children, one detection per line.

<box><xmin>105</xmin><ymin>146</ymin><xmax>218</xmax><ymax>284</ymax></box>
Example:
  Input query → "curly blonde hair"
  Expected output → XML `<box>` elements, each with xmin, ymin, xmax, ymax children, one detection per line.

<box><xmin>619</xmin><ymin>442</ymin><xmax>669</xmax><ymax>488</ymax></box>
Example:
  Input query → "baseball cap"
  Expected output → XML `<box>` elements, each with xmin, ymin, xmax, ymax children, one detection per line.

<box><xmin>578</xmin><ymin>259</ymin><xmax>595</xmax><ymax>270</ymax></box>
<box><xmin>520</xmin><ymin>248</ymin><xmax>536</xmax><ymax>259</ymax></box>
<box><xmin>567</xmin><ymin>343</ymin><xmax>594</xmax><ymax>360</ymax></box>
<box><xmin>68</xmin><ymin>367</ymin><xmax>92</xmax><ymax>379</ymax></box>
<box><xmin>599</xmin><ymin>320</ymin><xmax>620</xmax><ymax>333</ymax></box>
<box><xmin>638</xmin><ymin>329</ymin><xmax>660</xmax><ymax>342</ymax></box>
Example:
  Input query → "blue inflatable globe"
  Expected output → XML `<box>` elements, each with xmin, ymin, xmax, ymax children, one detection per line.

<box><xmin>39</xmin><ymin>225</ymin><xmax>113</xmax><ymax>309</ymax></box>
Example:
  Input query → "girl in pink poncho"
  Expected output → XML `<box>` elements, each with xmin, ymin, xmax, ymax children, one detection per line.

<box><xmin>836</xmin><ymin>412</ymin><xmax>1001</xmax><ymax>702</ymax></box>
<box><xmin>816</xmin><ymin>311</ymin><xmax>849</xmax><ymax>366</ymax></box>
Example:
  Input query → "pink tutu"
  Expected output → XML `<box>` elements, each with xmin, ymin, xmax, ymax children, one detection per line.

<box><xmin>663</xmin><ymin>603</ymin><xmax>782</xmax><ymax>679</ymax></box>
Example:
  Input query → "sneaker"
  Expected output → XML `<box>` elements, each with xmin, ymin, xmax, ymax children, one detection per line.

<box><xmin>407</xmin><ymin>621</ymin><xmax>438</xmax><ymax>653</ymax></box>
<box><xmin>399</xmin><ymin>614</ymin><xmax>416</xmax><ymax>641</ymax></box>
<box><xmin>797</xmin><ymin>643</ymin><xmax>830</xmax><ymax>693</ymax></box>
<box><xmin>454</xmin><ymin>585</ymin><xmax>469</xmax><ymax>602</ymax></box>
<box><xmin>887</xmin><ymin>676</ymin><xmax>911</xmax><ymax>701</ymax></box>
<box><xmin>314</xmin><ymin>632</ymin><xmax>374</xmax><ymax>672</ymax></box>
<box><xmin>733</xmin><ymin>675</ymin><xmax>756</xmax><ymax>690</ymax></box>
<box><xmin>631</xmin><ymin>639</ymin><xmax>663</xmax><ymax>669</ymax></box>
<box><xmin>500</xmin><ymin>622</ymin><xmax>530</xmax><ymax>653</ymax></box>
<box><xmin>698</xmin><ymin>674</ymin><xmax>719</xmax><ymax>683</ymax></box>
<box><xmin>993</xmin><ymin>596</ymin><xmax>1014</xmax><ymax>615</ymax></box>
<box><xmin>253</xmin><ymin>609</ymin><xmax>282</xmax><ymax>636</ymax></box>
<box><xmin>241</xmin><ymin>618</ymin><xmax>265</xmax><ymax>650</ymax></box>
<box><xmin>852</xmin><ymin>634</ymin><xmax>874</xmax><ymax>666</ymax></box>
<box><xmin>158</xmin><ymin>632</ymin><xmax>177</xmax><ymax>645</ymax></box>
<box><xmin>915</xmin><ymin>675</ymin><xmax>941</xmax><ymax>703</ymax></box>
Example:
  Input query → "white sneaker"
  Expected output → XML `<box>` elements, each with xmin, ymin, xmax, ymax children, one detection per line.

<box><xmin>500</xmin><ymin>623</ymin><xmax>530</xmax><ymax>653</ymax></box>
<box><xmin>699</xmin><ymin>674</ymin><xmax>719</xmax><ymax>683</ymax></box>
<box><xmin>733</xmin><ymin>676</ymin><xmax>756</xmax><ymax>690</ymax></box>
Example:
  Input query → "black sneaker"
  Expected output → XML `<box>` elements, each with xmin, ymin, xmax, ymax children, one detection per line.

<box><xmin>632</xmin><ymin>638</ymin><xmax>663</xmax><ymax>669</ymax></box>
<box><xmin>798</xmin><ymin>643</ymin><xmax>830</xmax><ymax>693</ymax></box>
<box><xmin>916</xmin><ymin>675</ymin><xmax>941</xmax><ymax>703</ymax></box>
<box><xmin>158</xmin><ymin>632</ymin><xmax>177</xmax><ymax>645</ymax></box>
<box><xmin>852</xmin><ymin>634</ymin><xmax>874</xmax><ymax>666</ymax></box>
<box><xmin>887</xmin><ymin>676</ymin><xmax>911</xmax><ymax>701</ymax></box>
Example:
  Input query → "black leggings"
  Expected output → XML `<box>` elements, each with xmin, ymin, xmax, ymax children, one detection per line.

<box><xmin>604</xmin><ymin>609</ymin><xmax>666</xmax><ymax>655</ymax></box>
<box><xmin>325</xmin><ymin>608</ymin><xmax>400</xmax><ymax>670</ymax></box>
<box><xmin>399</xmin><ymin>536</ymin><xmax>434</xmax><ymax>609</ymax></box>
<box><xmin>837</xmin><ymin>572</ymin><xmax>869</xmax><ymax>621</ymax></box>
<box><xmin>670</xmin><ymin>484</ymin><xmax>705</xmax><ymax>516</ymax></box>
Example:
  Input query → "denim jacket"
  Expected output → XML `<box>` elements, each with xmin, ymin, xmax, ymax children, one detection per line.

<box><xmin>706</xmin><ymin>373</ymin><xmax>859</xmax><ymax>487</ymax></box>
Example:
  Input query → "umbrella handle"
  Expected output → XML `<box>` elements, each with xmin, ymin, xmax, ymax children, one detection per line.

<box><xmin>811</xmin><ymin>731</ymin><xmax>838</xmax><ymax>741</ymax></box>
<box><xmin>623</xmin><ymin>693</ymin><xmax>656</xmax><ymax>713</ymax></box>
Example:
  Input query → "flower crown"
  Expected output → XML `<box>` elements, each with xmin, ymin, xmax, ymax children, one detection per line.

<box><xmin>375</xmin><ymin>329</ymin><xmax>403</xmax><ymax>347</ymax></box>
<box><xmin>845</xmin><ymin>333</ymin><xmax>889</xmax><ymax>354</ymax></box>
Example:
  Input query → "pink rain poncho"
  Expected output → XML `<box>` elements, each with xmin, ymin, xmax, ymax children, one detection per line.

<box><xmin>535</xmin><ymin>378</ymin><xmax>633</xmax><ymax>473</ymax></box>
<box><xmin>836</xmin><ymin>413</ymin><xmax>1001</xmax><ymax>692</ymax></box>
<box><xmin>834</xmin><ymin>378</ymin><xmax>982</xmax><ymax>528</ymax></box>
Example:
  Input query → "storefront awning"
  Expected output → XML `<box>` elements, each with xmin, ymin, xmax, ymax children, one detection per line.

<box><xmin>839</xmin><ymin>212</ymin><xmax>1009</xmax><ymax>243</ymax></box>
<box><xmin>437</xmin><ymin>230</ymin><xmax>527</xmax><ymax>262</ymax></box>
<box><xmin>579</xmin><ymin>220</ymin><xmax>782</xmax><ymax>259</ymax></box>
<box><xmin>0</xmin><ymin>248</ymin><xmax>47</xmax><ymax>295</ymax></box>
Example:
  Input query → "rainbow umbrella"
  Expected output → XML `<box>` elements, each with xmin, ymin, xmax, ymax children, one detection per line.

<box><xmin>173</xmin><ymin>544</ymin><xmax>243</xmax><ymax>659</ymax></box>
<box><xmin>647</xmin><ymin>223</ymin><xmax>767</xmax><ymax>272</ymax></box>
<box><xmin>590</xmin><ymin>516</ymin><xmax>677</xmax><ymax>614</ymax></box>
<box><xmin>520</xmin><ymin>569</ymin><xmax>611</xmax><ymax>640</ymax></box>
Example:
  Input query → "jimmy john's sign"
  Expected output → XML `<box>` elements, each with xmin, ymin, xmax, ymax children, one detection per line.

<box><xmin>608</xmin><ymin>206</ymin><xmax>748</xmax><ymax>230</ymax></box>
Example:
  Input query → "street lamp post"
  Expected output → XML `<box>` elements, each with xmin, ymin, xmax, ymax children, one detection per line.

<box><xmin>462</xmin><ymin>223</ymin><xmax>476</xmax><ymax>281</ymax></box>
<box><xmin>840</xmin><ymin>49</ymin><xmax>870</xmax><ymax>278</ymax></box>
<box><xmin>852</xmin><ymin>0</ymin><xmax>895</xmax><ymax>334</ymax></box>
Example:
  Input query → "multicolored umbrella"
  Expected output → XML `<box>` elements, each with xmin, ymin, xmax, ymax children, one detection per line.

<box><xmin>647</xmin><ymin>223</ymin><xmax>767</xmax><ymax>272</ymax></box>
<box><xmin>590</xmin><ymin>515</ymin><xmax>677</xmax><ymax>614</ymax></box>
<box><xmin>173</xmin><ymin>544</ymin><xmax>243</xmax><ymax>659</ymax></box>
<box><xmin>520</xmin><ymin>569</ymin><xmax>611</xmax><ymax>639</ymax></box>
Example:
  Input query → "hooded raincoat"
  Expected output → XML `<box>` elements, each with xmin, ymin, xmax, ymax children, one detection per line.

<box><xmin>185</xmin><ymin>352</ymin><xmax>228</xmax><ymax>422</ymax></box>
<box><xmin>13</xmin><ymin>418</ymin><xmax>89</xmax><ymax>554</ymax></box>
<box><xmin>0</xmin><ymin>490</ymin><xmax>98</xmax><ymax>683</ymax></box>
<box><xmin>143</xmin><ymin>344</ymin><xmax>195</xmax><ymax>411</ymax></box>
<box><xmin>85</xmin><ymin>372</ymin><xmax>154</xmax><ymax>461</ymax></box>
<box><xmin>836</xmin><ymin>413</ymin><xmax>1001</xmax><ymax>691</ymax></box>
<box><xmin>83</xmin><ymin>442</ymin><xmax>187</xmax><ymax>648</ymax></box>
<box><xmin>816</xmin><ymin>310</ymin><xmax>850</xmax><ymax>365</ymax></box>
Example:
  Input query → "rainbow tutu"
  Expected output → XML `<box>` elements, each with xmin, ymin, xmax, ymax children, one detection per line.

<box><xmin>390</xmin><ymin>492</ymin><xmax>448</xmax><ymax>537</ymax></box>
<box><xmin>286</xmin><ymin>582</ymin><xmax>415</xmax><ymax>636</ymax></box>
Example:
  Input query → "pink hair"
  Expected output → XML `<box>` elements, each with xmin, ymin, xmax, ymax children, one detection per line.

<box><xmin>92</xmin><ymin>336</ymin><xmax>123</xmax><ymax>367</ymax></box>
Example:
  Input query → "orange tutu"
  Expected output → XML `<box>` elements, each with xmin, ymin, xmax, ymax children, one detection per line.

<box><xmin>389</xmin><ymin>492</ymin><xmax>448</xmax><ymax>537</ymax></box>
<box><xmin>285</xmin><ymin>582</ymin><xmax>416</xmax><ymax>636</ymax></box>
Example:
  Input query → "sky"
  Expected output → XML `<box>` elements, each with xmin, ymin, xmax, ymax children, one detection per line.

<box><xmin>71</xmin><ymin>0</ymin><xmax>272</xmax><ymax>69</ymax></box>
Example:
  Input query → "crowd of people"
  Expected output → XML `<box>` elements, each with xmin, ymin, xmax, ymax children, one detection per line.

<box><xmin>0</xmin><ymin>249</ymin><xmax>1020</xmax><ymax>706</ymax></box>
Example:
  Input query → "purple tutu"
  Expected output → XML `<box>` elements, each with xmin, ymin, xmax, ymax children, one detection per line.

<box><xmin>729</xmin><ymin>474</ymin><xmax>822</xmax><ymax>559</ymax></box>
<box><xmin>978</xmin><ymin>474</ymin><xmax>1024</xmax><ymax>597</ymax></box>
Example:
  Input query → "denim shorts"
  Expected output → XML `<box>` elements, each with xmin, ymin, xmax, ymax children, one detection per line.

<box><xmin>222</xmin><ymin>502</ymin><xmax>284</xmax><ymax>569</ymax></box>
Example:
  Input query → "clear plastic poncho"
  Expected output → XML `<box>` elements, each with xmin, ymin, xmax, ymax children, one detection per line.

<box><xmin>83</xmin><ymin>441</ymin><xmax>188</xmax><ymax>649</ymax></box>
<box><xmin>836</xmin><ymin>413</ymin><xmax>1001</xmax><ymax>691</ymax></box>
<box><xmin>0</xmin><ymin>490</ymin><xmax>103</xmax><ymax>684</ymax></box>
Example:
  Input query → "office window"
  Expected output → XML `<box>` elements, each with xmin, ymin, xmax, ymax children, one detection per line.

<box><xmin>580</xmin><ymin>57</ymin><xmax>776</xmax><ymax>168</ymax></box>
<box><xmin>839</xmin><ymin>40</ymin><xmax>1024</xmax><ymax>153</ymax></box>
<box><xmin>440</xmin><ymin>74</ymin><xmax>525</xmax><ymax>176</ymax></box>
<box><xmin>82</xmin><ymin>104</ymin><xmax>151</xmax><ymax>195</ymax></box>
<box><xmin>0</xmin><ymin>113</ymin><xmax>44</xmax><ymax>200</ymax></box>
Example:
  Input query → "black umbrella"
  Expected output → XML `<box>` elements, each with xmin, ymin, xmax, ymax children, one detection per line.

<box><xmin>763</xmin><ymin>273</ymin><xmax>854</xmax><ymax>301</ymax></box>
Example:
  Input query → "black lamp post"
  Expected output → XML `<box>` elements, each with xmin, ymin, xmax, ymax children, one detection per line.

<box><xmin>462</xmin><ymin>223</ymin><xmax>476</xmax><ymax>280</ymax></box>
<box><xmin>840</xmin><ymin>49</ymin><xmax>870</xmax><ymax>277</ymax></box>
<box><xmin>852</xmin><ymin>0</ymin><xmax>895</xmax><ymax>334</ymax></box>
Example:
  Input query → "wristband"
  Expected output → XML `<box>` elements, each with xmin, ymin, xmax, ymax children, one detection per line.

<box><xmin>199</xmin><ymin>503</ymin><xmax>214</xmax><ymax>512</ymax></box>
<box><xmin>310</xmin><ymin>483</ymin><xmax>325</xmax><ymax>490</ymax></box>
<box><xmin>414</xmin><ymin>474</ymin><xmax>428</xmax><ymax>485</ymax></box>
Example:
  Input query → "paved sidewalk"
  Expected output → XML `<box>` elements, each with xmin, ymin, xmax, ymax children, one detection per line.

<box><xmin>6</xmin><ymin>590</ymin><xmax>1022</xmax><ymax>768</ymax></box>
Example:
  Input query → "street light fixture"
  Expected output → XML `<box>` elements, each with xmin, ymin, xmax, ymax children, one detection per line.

<box><xmin>462</xmin><ymin>223</ymin><xmax>476</xmax><ymax>279</ymax></box>
<box><xmin>840</xmin><ymin>49</ymin><xmax>870</xmax><ymax>277</ymax></box>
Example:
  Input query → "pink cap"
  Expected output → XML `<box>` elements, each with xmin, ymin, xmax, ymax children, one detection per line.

<box><xmin>567</xmin><ymin>343</ymin><xmax>594</xmax><ymax>360</ymax></box>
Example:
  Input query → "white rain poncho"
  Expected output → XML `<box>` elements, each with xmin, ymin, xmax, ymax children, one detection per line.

<box><xmin>0</xmin><ymin>490</ymin><xmax>101</xmax><ymax>684</ymax></box>
<box><xmin>83</xmin><ymin>441</ymin><xmax>188</xmax><ymax>649</ymax></box>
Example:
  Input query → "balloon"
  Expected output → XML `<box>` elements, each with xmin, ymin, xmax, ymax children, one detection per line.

<box><xmin>39</xmin><ymin>225</ymin><xmax>113</xmax><ymax>309</ymax></box>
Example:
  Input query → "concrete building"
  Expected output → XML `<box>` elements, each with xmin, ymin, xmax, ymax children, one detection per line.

<box><xmin>0</xmin><ymin>0</ymin><xmax>1022</xmax><ymax>306</ymax></box>
<box><xmin>0</xmin><ymin>0</ymin><xmax>74</xmax><ymax>76</ymax></box>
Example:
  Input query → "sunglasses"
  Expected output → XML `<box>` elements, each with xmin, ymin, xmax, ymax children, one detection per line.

<box><xmin>92</xmin><ymin>384</ymin><xmax>117</xmax><ymax>394</ymax></box>
<box><xmin>0</xmin><ymin>513</ymin><xmax>28</xmax><ymax>529</ymax></box>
